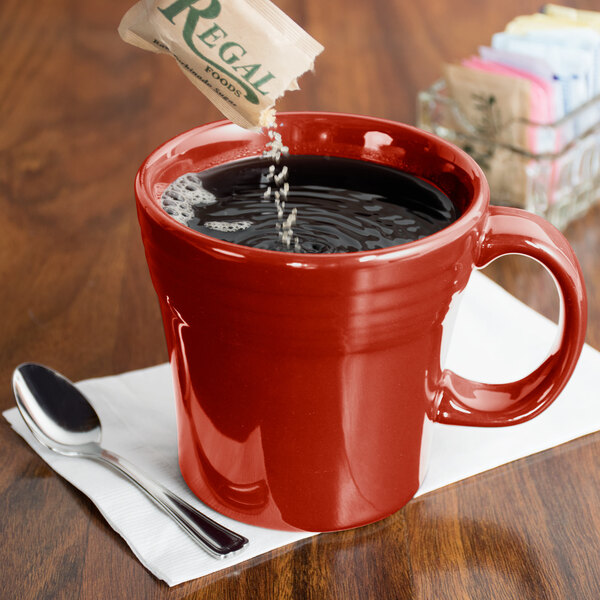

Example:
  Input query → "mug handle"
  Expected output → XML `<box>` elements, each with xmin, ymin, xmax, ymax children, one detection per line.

<box><xmin>434</xmin><ymin>206</ymin><xmax>587</xmax><ymax>427</ymax></box>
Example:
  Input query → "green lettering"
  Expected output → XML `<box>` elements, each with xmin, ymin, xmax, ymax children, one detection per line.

<box><xmin>158</xmin><ymin>0</ymin><xmax>221</xmax><ymax>23</ymax></box>
<box><xmin>232</xmin><ymin>63</ymin><xmax>260</xmax><ymax>81</ymax></box>
<box><xmin>250</xmin><ymin>71</ymin><xmax>275</xmax><ymax>95</ymax></box>
<box><xmin>197</xmin><ymin>23</ymin><xmax>227</xmax><ymax>48</ymax></box>
<box><xmin>219</xmin><ymin>41</ymin><xmax>246</xmax><ymax>64</ymax></box>
<box><xmin>232</xmin><ymin>64</ymin><xmax>275</xmax><ymax>95</ymax></box>
<box><xmin>158</xmin><ymin>0</ymin><xmax>266</xmax><ymax>104</ymax></box>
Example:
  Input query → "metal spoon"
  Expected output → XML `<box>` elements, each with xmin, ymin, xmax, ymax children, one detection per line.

<box><xmin>12</xmin><ymin>362</ymin><xmax>248</xmax><ymax>559</ymax></box>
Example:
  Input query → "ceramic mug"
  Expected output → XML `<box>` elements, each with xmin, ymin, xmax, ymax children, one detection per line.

<box><xmin>135</xmin><ymin>112</ymin><xmax>587</xmax><ymax>532</ymax></box>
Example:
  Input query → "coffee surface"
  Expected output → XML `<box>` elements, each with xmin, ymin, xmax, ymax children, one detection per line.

<box><xmin>161</xmin><ymin>155</ymin><xmax>458</xmax><ymax>253</ymax></box>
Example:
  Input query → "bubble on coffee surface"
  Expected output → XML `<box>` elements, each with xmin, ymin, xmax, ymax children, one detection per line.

<box><xmin>161</xmin><ymin>173</ymin><xmax>217</xmax><ymax>225</ymax></box>
<box><xmin>204</xmin><ymin>220</ymin><xmax>252</xmax><ymax>232</ymax></box>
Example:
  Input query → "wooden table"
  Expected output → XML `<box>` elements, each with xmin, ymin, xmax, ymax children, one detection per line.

<box><xmin>2</xmin><ymin>0</ymin><xmax>599</xmax><ymax>597</ymax></box>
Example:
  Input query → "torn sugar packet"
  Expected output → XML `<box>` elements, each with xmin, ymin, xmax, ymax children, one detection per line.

<box><xmin>119</xmin><ymin>0</ymin><xmax>323</xmax><ymax>130</ymax></box>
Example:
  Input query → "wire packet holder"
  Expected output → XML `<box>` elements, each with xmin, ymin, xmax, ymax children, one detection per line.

<box><xmin>418</xmin><ymin>79</ymin><xmax>600</xmax><ymax>230</ymax></box>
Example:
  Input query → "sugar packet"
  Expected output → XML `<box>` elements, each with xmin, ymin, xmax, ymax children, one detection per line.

<box><xmin>443</xmin><ymin>63</ymin><xmax>531</xmax><ymax>147</ymax></box>
<box><xmin>119</xmin><ymin>0</ymin><xmax>323</xmax><ymax>129</ymax></box>
<box><xmin>506</xmin><ymin>12</ymin><xmax>588</xmax><ymax>35</ymax></box>
<box><xmin>443</xmin><ymin>63</ymin><xmax>531</xmax><ymax>206</ymax></box>
<box><xmin>461</xmin><ymin>55</ymin><xmax>556</xmax><ymax>153</ymax></box>
<box><xmin>543</xmin><ymin>4</ymin><xmax>600</xmax><ymax>30</ymax></box>
<box><xmin>491</xmin><ymin>32</ymin><xmax>593</xmax><ymax>114</ymax></box>
<box><xmin>478</xmin><ymin>46</ymin><xmax>565</xmax><ymax>120</ymax></box>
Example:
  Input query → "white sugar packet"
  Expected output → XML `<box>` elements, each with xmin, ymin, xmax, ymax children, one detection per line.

<box><xmin>492</xmin><ymin>31</ymin><xmax>595</xmax><ymax>114</ymax></box>
<box><xmin>5</xmin><ymin>272</ymin><xmax>600</xmax><ymax>585</ymax></box>
<box><xmin>119</xmin><ymin>0</ymin><xmax>323</xmax><ymax>129</ymax></box>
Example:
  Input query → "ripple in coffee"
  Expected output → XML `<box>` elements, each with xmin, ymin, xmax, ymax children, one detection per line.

<box><xmin>161</xmin><ymin>155</ymin><xmax>458</xmax><ymax>253</ymax></box>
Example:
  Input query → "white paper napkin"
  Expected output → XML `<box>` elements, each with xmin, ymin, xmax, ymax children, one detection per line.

<box><xmin>4</xmin><ymin>271</ymin><xmax>600</xmax><ymax>586</ymax></box>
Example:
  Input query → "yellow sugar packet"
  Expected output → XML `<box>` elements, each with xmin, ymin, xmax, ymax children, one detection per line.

<box><xmin>543</xmin><ymin>4</ymin><xmax>600</xmax><ymax>30</ymax></box>
<box><xmin>506</xmin><ymin>13</ymin><xmax>588</xmax><ymax>34</ymax></box>
<box><xmin>119</xmin><ymin>0</ymin><xmax>323</xmax><ymax>129</ymax></box>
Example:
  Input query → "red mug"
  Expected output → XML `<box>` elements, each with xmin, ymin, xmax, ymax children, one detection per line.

<box><xmin>135</xmin><ymin>112</ymin><xmax>587</xmax><ymax>532</ymax></box>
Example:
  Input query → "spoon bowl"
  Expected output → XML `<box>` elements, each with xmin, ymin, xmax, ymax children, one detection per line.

<box><xmin>13</xmin><ymin>363</ymin><xmax>102</xmax><ymax>453</ymax></box>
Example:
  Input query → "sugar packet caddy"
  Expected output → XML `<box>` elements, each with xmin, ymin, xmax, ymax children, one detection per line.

<box><xmin>119</xmin><ymin>0</ymin><xmax>323</xmax><ymax>129</ymax></box>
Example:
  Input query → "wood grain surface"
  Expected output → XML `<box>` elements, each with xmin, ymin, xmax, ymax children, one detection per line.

<box><xmin>1</xmin><ymin>0</ymin><xmax>599</xmax><ymax>598</ymax></box>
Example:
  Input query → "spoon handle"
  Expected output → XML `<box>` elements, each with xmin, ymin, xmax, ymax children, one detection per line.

<box><xmin>95</xmin><ymin>448</ymin><xmax>248</xmax><ymax>558</ymax></box>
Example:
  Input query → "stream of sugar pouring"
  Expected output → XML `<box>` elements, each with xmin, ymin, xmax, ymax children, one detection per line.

<box><xmin>262</xmin><ymin>122</ymin><xmax>301</xmax><ymax>252</ymax></box>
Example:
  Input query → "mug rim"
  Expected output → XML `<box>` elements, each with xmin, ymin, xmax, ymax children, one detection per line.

<box><xmin>135</xmin><ymin>111</ymin><xmax>490</xmax><ymax>264</ymax></box>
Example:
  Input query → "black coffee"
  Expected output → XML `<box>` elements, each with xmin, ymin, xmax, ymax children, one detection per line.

<box><xmin>161</xmin><ymin>155</ymin><xmax>458</xmax><ymax>253</ymax></box>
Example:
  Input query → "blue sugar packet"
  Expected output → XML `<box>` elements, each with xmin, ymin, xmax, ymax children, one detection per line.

<box><xmin>520</xmin><ymin>28</ymin><xmax>600</xmax><ymax>95</ymax></box>
<box><xmin>492</xmin><ymin>31</ymin><xmax>596</xmax><ymax>115</ymax></box>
